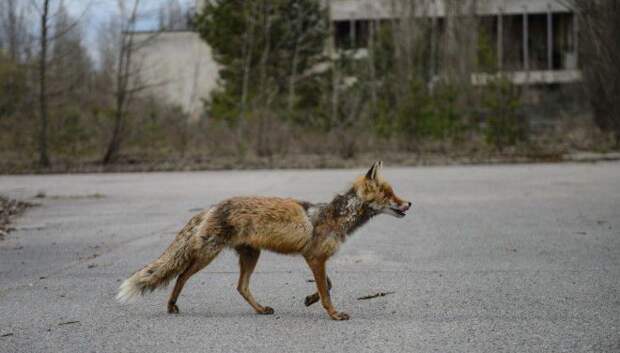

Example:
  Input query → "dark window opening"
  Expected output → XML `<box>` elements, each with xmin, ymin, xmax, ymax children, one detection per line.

<box><xmin>478</xmin><ymin>15</ymin><xmax>499</xmax><ymax>72</ymax></box>
<box><xmin>552</xmin><ymin>13</ymin><xmax>576</xmax><ymax>70</ymax></box>
<box><xmin>503</xmin><ymin>14</ymin><xmax>524</xmax><ymax>71</ymax></box>
<box><xmin>355</xmin><ymin>20</ymin><xmax>370</xmax><ymax>48</ymax></box>
<box><xmin>527</xmin><ymin>14</ymin><xmax>548</xmax><ymax>70</ymax></box>
<box><xmin>496</xmin><ymin>12</ymin><xmax>577</xmax><ymax>72</ymax></box>
<box><xmin>334</xmin><ymin>20</ymin><xmax>352</xmax><ymax>49</ymax></box>
<box><xmin>334</xmin><ymin>19</ymin><xmax>371</xmax><ymax>49</ymax></box>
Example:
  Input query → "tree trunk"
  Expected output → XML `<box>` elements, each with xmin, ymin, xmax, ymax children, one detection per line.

<box><xmin>103</xmin><ymin>35</ymin><xmax>128</xmax><ymax>165</ymax></box>
<box><xmin>103</xmin><ymin>108</ymin><xmax>123</xmax><ymax>164</ymax></box>
<box><xmin>38</xmin><ymin>0</ymin><xmax>51</xmax><ymax>168</ymax></box>
<box><xmin>236</xmin><ymin>2</ymin><xmax>256</xmax><ymax>156</ymax></box>
<box><xmin>6</xmin><ymin>0</ymin><xmax>19</xmax><ymax>61</ymax></box>
<box><xmin>287</xmin><ymin>38</ymin><xmax>300</xmax><ymax>114</ymax></box>
<box><xmin>368</xmin><ymin>17</ymin><xmax>377</xmax><ymax>110</ymax></box>
<box><xmin>102</xmin><ymin>0</ymin><xmax>140</xmax><ymax>165</ymax></box>
<box><xmin>240</xmin><ymin>16</ymin><xmax>253</xmax><ymax>119</ymax></box>
<box><xmin>256</xmin><ymin>2</ymin><xmax>272</xmax><ymax>156</ymax></box>
<box><xmin>327</xmin><ymin>0</ymin><xmax>338</xmax><ymax>127</ymax></box>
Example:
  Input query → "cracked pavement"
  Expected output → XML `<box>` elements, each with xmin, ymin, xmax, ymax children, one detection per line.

<box><xmin>1</xmin><ymin>163</ymin><xmax>619</xmax><ymax>353</ymax></box>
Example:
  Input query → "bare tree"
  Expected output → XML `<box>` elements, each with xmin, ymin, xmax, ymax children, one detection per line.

<box><xmin>157</xmin><ymin>0</ymin><xmax>186</xmax><ymax>30</ymax></box>
<box><xmin>239</xmin><ymin>2</ymin><xmax>257</xmax><ymax>121</ymax></box>
<box><xmin>37</xmin><ymin>0</ymin><xmax>51</xmax><ymax>167</ymax></box>
<box><xmin>327</xmin><ymin>0</ymin><xmax>338</xmax><ymax>126</ymax></box>
<box><xmin>49</xmin><ymin>2</ymin><xmax>92</xmax><ymax>102</ymax></box>
<box><xmin>101</xmin><ymin>0</ymin><xmax>141</xmax><ymax>164</ymax></box>
<box><xmin>0</xmin><ymin>0</ymin><xmax>29</xmax><ymax>61</ymax></box>
<box><xmin>285</xmin><ymin>1</ymin><xmax>327</xmax><ymax>114</ymax></box>
<box><xmin>442</xmin><ymin>0</ymin><xmax>480</xmax><ymax>85</ymax></box>
<box><xmin>31</xmin><ymin>0</ymin><xmax>93</xmax><ymax>167</ymax></box>
<box><xmin>0</xmin><ymin>0</ymin><xmax>32</xmax><ymax>128</ymax></box>
<box><xmin>101</xmin><ymin>0</ymin><xmax>164</xmax><ymax>164</ymax></box>
<box><xmin>574</xmin><ymin>0</ymin><xmax>620</xmax><ymax>145</ymax></box>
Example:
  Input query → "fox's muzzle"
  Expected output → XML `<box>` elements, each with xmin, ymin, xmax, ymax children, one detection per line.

<box><xmin>388</xmin><ymin>201</ymin><xmax>411</xmax><ymax>218</ymax></box>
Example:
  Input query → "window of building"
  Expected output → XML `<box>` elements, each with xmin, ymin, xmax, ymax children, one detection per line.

<box><xmin>334</xmin><ymin>19</ymin><xmax>371</xmax><ymax>49</ymax></box>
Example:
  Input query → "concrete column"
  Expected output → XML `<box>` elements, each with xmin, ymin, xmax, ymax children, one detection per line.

<box><xmin>547</xmin><ymin>4</ymin><xmax>553</xmax><ymax>70</ymax></box>
<box><xmin>350</xmin><ymin>17</ymin><xmax>356</xmax><ymax>48</ymax></box>
<box><xmin>523</xmin><ymin>6</ymin><xmax>528</xmax><ymax>71</ymax></box>
<box><xmin>195</xmin><ymin>0</ymin><xmax>205</xmax><ymax>13</ymax></box>
<box><xmin>573</xmin><ymin>12</ymin><xmax>579</xmax><ymax>68</ymax></box>
<box><xmin>327</xmin><ymin>0</ymin><xmax>335</xmax><ymax>56</ymax></box>
<box><xmin>430</xmin><ymin>12</ymin><xmax>437</xmax><ymax>82</ymax></box>
<box><xmin>497</xmin><ymin>8</ymin><xmax>503</xmax><ymax>71</ymax></box>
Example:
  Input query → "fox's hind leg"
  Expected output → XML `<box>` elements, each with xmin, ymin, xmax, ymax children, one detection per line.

<box><xmin>235</xmin><ymin>245</ymin><xmax>274</xmax><ymax>315</ymax></box>
<box><xmin>167</xmin><ymin>242</ymin><xmax>223</xmax><ymax>314</ymax></box>
<box><xmin>167</xmin><ymin>261</ymin><xmax>204</xmax><ymax>314</ymax></box>
<box><xmin>304</xmin><ymin>276</ymin><xmax>332</xmax><ymax>307</ymax></box>
<box><xmin>306</xmin><ymin>257</ymin><xmax>349</xmax><ymax>320</ymax></box>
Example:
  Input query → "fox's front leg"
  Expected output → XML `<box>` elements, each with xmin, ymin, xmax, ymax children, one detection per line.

<box><xmin>305</xmin><ymin>257</ymin><xmax>349</xmax><ymax>321</ymax></box>
<box><xmin>304</xmin><ymin>276</ymin><xmax>332</xmax><ymax>307</ymax></box>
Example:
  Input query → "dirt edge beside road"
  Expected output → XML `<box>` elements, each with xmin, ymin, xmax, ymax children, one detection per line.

<box><xmin>1</xmin><ymin>151</ymin><xmax>619</xmax><ymax>175</ymax></box>
<box><xmin>0</xmin><ymin>197</ymin><xmax>33</xmax><ymax>239</ymax></box>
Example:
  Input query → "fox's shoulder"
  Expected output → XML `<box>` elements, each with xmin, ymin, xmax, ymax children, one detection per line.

<box><xmin>294</xmin><ymin>200</ymin><xmax>327</xmax><ymax>225</ymax></box>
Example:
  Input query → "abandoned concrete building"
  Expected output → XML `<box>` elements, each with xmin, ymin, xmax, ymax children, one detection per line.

<box><xmin>134</xmin><ymin>0</ymin><xmax>580</xmax><ymax>118</ymax></box>
<box><xmin>132</xmin><ymin>30</ymin><xmax>218</xmax><ymax>121</ymax></box>
<box><xmin>331</xmin><ymin>0</ymin><xmax>580</xmax><ymax>86</ymax></box>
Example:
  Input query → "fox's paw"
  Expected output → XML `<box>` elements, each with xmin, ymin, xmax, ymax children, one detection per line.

<box><xmin>304</xmin><ymin>294</ymin><xmax>320</xmax><ymax>307</ymax></box>
<box><xmin>257</xmin><ymin>306</ymin><xmax>274</xmax><ymax>315</ymax></box>
<box><xmin>329</xmin><ymin>311</ymin><xmax>350</xmax><ymax>321</ymax></box>
<box><xmin>167</xmin><ymin>303</ymin><xmax>179</xmax><ymax>314</ymax></box>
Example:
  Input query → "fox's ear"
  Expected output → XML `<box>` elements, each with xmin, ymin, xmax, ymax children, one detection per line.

<box><xmin>365</xmin><ymin>161</ymin><xmax>383</xmax><ymax>180</ymax></box>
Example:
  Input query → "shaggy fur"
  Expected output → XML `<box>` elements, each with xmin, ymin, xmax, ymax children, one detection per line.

<box><xmin>117</xmin><ymin>161</ymin><xmax>411</xmax><ymax>320</ymax></box>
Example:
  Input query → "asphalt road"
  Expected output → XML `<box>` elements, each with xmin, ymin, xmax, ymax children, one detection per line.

<box><xmin>0</xmin><ymin>163</ymin><xmax>619</xmax><ymax>353</ymax></box>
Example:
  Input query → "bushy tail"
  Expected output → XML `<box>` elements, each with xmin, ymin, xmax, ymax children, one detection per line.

<box><xmin>116</xmin><ymin>232</ymin><xmax>195</xmax><ymax>304</ymax></box>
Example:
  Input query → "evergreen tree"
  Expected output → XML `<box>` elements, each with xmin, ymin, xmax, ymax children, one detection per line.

<box><xmin>194</xmin><ymin>0</ymin><xmax>328</xmax><ymax>123</ymax></box>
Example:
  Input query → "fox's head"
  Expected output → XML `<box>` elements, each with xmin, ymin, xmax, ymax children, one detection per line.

<box><xmin>352</xmin><ymin>161</ymin><xmax>412</xmax><ymax>218</ymax></box>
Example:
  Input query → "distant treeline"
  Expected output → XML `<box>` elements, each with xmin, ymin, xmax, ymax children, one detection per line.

<box><xmin>0</xmin><ymin>0</ymin><xmax>617</xmax><ymax>172</ymax></box>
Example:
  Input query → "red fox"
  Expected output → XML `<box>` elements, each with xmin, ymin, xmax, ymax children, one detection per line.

<box><xmin>117</xmin><ymin>161</ymin><xmax>411</xmax><ymax>320</ymax></box>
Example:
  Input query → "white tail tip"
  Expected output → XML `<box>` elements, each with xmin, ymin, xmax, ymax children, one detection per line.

<box><xmin>116</xmin><ymin>277</ymin><xmax>142</xmax><ymax>304</ymax></box>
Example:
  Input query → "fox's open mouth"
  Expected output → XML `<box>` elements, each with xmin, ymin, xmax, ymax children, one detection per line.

<box><xmin>390</xmin><ymin>207</ymin><xmax>407</xmax><ymax>217</ymax></box>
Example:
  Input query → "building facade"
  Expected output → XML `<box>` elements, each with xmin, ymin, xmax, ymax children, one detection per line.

<box><xmin>330</xmin><ymin>0</ymin><xmax>580</xmax><ymax>86</ymax></box>
<box><xmin>134</xmin><ymin>0</ymin><xmax>580</xmax><ymax>118</ymax></box>
<box><xmin>132</xmin><ymin>30</ymin><xmax>218</xmax><ymax>121</ymax></box>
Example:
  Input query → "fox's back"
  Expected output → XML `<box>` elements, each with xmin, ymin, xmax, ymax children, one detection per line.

<box><xmin>207</xmin><ymin>196</ymin><xmax>314</xmax><ymax>254</ymax></box>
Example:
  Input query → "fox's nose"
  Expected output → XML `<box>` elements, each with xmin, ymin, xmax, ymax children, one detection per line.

<box><xmin>403</xmin><ymin>202</ymin><xmax>412</xmax><ymax>210</ymax></box>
